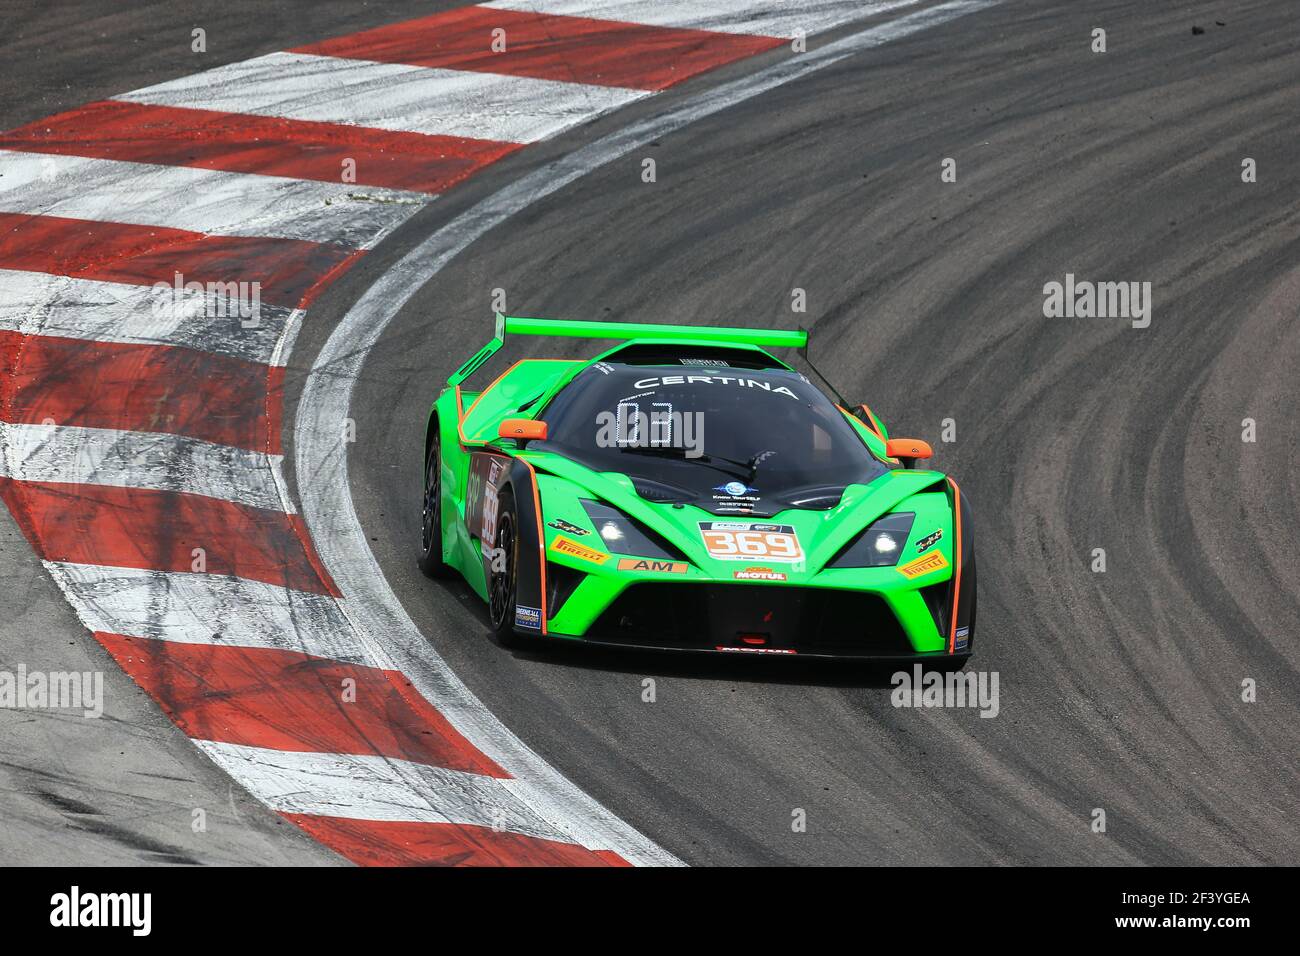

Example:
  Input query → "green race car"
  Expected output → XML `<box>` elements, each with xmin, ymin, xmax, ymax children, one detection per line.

<box><xmin>420</xmin><ymin>315</ymin><xmax>975</xmax><ymax>661</ymax></box>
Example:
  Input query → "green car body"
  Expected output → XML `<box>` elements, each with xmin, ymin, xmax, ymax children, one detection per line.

<box><xmin>420</xmin><ymin>316</ymin><xmax>975</xmax><ymax>661</ymax></box>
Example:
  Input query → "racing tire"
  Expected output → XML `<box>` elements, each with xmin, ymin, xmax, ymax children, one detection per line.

<box><xmin>418</xmin><ymin>433</ymin><xmax>452</xmax><ymax>578</ymax></box>
<box><xmin>487</xmin><ymin>488</ymin><xmax>528</xmax><ymax>647</ymax></box>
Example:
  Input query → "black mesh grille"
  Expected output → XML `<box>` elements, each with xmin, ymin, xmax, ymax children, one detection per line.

<box><xmin>920</xmin><ymin>582</ymin><xmax>950</xmax><ymax>639</ymax></box>
<box><xmin>546</xmin><ymin>562</ymin><xmax>585</xmax><ymax>620</ymax></box>
<box><xmin>587</xmin><ymin>583</ymin><xmax>915</xmax><ymax>657</ymax></box>
<box><xmin>601</xmin><ymin>344</ymin><xmax>785</xmax><ymax>369</ymax></box>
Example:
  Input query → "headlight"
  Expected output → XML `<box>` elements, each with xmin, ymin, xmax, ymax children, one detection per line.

<box><xmin>829</xmin><ymin>513</ymin><xmax>915</xmax><ymax>568</ymax></box>
<box><xmin>580</xmin><ymin>500</ymin><xmax>681</xmax><ymax>560</ymax></box>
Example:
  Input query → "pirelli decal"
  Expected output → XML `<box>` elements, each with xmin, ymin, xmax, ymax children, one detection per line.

<box><xmin>617</xmin><ymin>558</ymin><xmax>688</xmax><ymax>574</ymax></box>
<box><xmin>897</xmin><ymin>550</ymin><xmax>949</xmax><ymax>579</ymax></box>
<box><xmin>550</xmin><ymin>534</ymin><xmax>609</xmax><ymax>565</ymax></box>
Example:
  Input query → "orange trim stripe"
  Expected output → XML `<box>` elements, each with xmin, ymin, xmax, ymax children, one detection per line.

<box><xmin>858</xmin><ymin>403</ymin><xmax>884</xmax><ymax>440</ymax></box>
<box><xmin>518</xmin><ymin>458</ymin><xmax>548</xmax><ymax>635</ymax></box>
<box><xmin>947</xmin><ymin>477</ymin><xmax>963</xmax><ymax>653</ymax></box>
<box><xmin>839</xmin><ymin>403</ymin><xmax>894</xmax><ymax>463</ymax></box>
<box><xmin>455</xmin><ymin>385</ymin><xmax>483</xmax><ymax>449</ymax></box>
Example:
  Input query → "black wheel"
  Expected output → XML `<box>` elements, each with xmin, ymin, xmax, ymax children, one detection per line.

<box><xmin>418</xmin><ymin>433</ymin><xmax>451</xmax><ymax>578</ymax></box>
<box><xmin>487</xmin><ymin>488</ymin><xmax>526</xmax><ymax>646</ymax></box>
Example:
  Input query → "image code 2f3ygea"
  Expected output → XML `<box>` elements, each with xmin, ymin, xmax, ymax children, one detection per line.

<box><xmin>0</xmin><ymin>0</ymin><xmax>1294</xmax><ymax>935</ymax></box>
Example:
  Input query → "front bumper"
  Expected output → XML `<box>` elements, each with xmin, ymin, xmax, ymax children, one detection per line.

<box><xmin>537</xmin><ymin>574</ymin><xmax>967</xmax><ymax>660</ymax></box>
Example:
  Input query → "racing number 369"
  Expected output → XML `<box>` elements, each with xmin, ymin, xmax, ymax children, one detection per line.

<box><xmin>701</xmin><ymin>527</ymin><xmax>803</xmax><ymax>562</ymax></box>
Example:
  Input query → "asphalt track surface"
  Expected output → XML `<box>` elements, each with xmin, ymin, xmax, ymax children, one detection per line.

<box><xmin>4</xmin><ymin>0</ymin><xmax>1300</xmax><ymax>865</ymax></box>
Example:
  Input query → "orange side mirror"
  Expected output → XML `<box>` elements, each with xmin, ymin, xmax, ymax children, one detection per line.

<box><xmin>499</xmin><ymin>418</ymin><xmax>547</xmax><ymax>447</ymax></box>
<box><xmin>885</xmin><ymin>438</ymin><xmax>932</xmax><ymax>468</ymax></box>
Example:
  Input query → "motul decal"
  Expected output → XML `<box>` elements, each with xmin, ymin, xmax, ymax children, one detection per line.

<box><xmin>733</xmin><ymin>566</ymin><xmax>787</xmax><ymax>581</ymax></box>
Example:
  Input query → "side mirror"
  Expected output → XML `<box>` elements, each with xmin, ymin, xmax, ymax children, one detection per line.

<box><xmin>885</xmin><ymin>438</ymin><xmax>932</xmax><ymax>469</ymax></box>
<box><xmin>499</xmin><ymin>418</ymin><xmax>547</xmax><ymax>448</ymax></box>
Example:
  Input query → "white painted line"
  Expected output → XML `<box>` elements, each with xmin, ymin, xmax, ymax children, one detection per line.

<box><xmin>45</xmin><ymin>563</ymin><xmax>369</xmax><ymax>663</ymax></box>
<box><xmin>0</xmin><ymin>423</ymin><xmax>290</xmax><ymax>513</ymax></box>
<box><xmin>0</xmin><ymin>149</ymin><xmax>427</xmax><ymax>247</ymax></box>
<box><xmin>484</xmin><ymin>0</ymin><xmax>922</xmax><ymax>38</ymax></box>
<box><xmin>294</xmin><ymin>0</ymin><xmax>1000</xmax><ymax>869</ymax></box>
<box><xmin>117</xmin><ymin>52</ymin><xmax>648</xmax><ymax>145</ymax></box>
<box><xmin>197</xmin><ymin>741</ymin><xmax>588</xmax><ymax>844</ymax></box>
<box><xmin>0</xmin><ymin>270</ymin><xmax>294</xmax><ymax>366</ymax></box>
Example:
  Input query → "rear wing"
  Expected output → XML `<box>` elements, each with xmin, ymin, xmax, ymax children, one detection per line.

<box><xmin>447</xmin><ymin>313</ymin><xmax>809</xmax><ymax>386</ymax></box>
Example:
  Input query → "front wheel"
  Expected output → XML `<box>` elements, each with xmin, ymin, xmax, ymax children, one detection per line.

<box><xmin>487</xmin><ymin>488</ymin><xmax>527</xmax><ymax>647</ymax></box>
<box><xmin>418</xmin><ymin>434</ymin><xmax>451</xmax><ymax>578</ymax></box>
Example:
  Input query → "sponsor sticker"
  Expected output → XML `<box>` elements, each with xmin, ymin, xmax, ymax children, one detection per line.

<box><xmin>547</xmin><ymin>518</ymin><xmax>590</xmax><ymax>537</ymax></box>
<box><xmin>699</xmin><ymin>521</ymin><xmax>803</xmax><ymax>562</ymax></box>
<box><xmin>632</xmin><ymin>375</ymin><xmax>799</xmax><ymax>400</ymax></box>
<box><xmin>617</xmin><ymin>558</ymin><xmax>688</xmax><ymax>574</ymax></box>
<box><xmin>550</xmin><ymin>534</ymin><xmax>609</xmax><ymax>565</ymax></box>
<box><xmin>711</xmin><ymin>480</ymin><xmax>761</xmax><ymax>513</ymax></box>
<box><xmin>715</xmin><ymin>646</ymin><xmax>797</xmax><ymax>655</ymax></box>
<box><xmin>733</xmin><ymin>566</ymin><xmax>787</xmax><ymax>582</ymax></box>
<box><xmin>955</xmin><ymin>625</ymin><xmax>970</xmax><ymax>652</ymax></box>
<box><xmin>916</xmin><ymin>528</ymin><xmax>943</xmax><ymax>553</ymax></box>
<box><xmin>515</xmin><ymin>605</ymin><xmax>542</xmax><ymax>630</ymax></box>
<box><xmin>897</xmin><ymin>550</ymin><xmax>949</xmax><ymax>579</ymax></box>
<box><xmin>715</xmin><ymin>481</ymin><xmax>757</xmax><ymax>498</ymax></box>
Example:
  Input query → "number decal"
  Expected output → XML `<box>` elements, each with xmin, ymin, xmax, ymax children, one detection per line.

<box><xmin>615</xmin><ymin>401</ymin><xmax>640</xmax><ymax>446</ymax></box>
<box><xmin>481</xmin><ymin>486</ymin><xmax>499</xmax><ymax>548</ymax></box>
<box><xmin>477</xmin><ymin>457</ymin><xmax>505</xmax><ymax>558</ymax></box>
<box><xmin>648</xmin><ymin>401</ymin><xmax>673</xmax><ymax>446</ymax></box>
<box><xmin>615</xmin><ymin>400</ymin><xmax>675</xmax><ymax>447</ymax></box>
<box><xmin>699</xmin><ymin>522</ymin><xmax>803</xmax><ymax>562</ymax></box>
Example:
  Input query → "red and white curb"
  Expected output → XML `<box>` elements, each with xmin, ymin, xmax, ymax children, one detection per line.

<box><xmin>0</xmin><ymin>0</ymin><xmax>989</xmax><ymax>865</ymax></box>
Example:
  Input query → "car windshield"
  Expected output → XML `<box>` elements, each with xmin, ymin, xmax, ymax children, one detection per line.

<box><xmin>538</xmin><ymin>360</ymin><xmax>887</xmax><ymax>513</ymax></box>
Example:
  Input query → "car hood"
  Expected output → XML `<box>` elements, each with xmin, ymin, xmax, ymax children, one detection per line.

<box><xmin>524</xmin><ymin>450</ymin><xmax>948</xmax><ymax>576</ymax></box>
